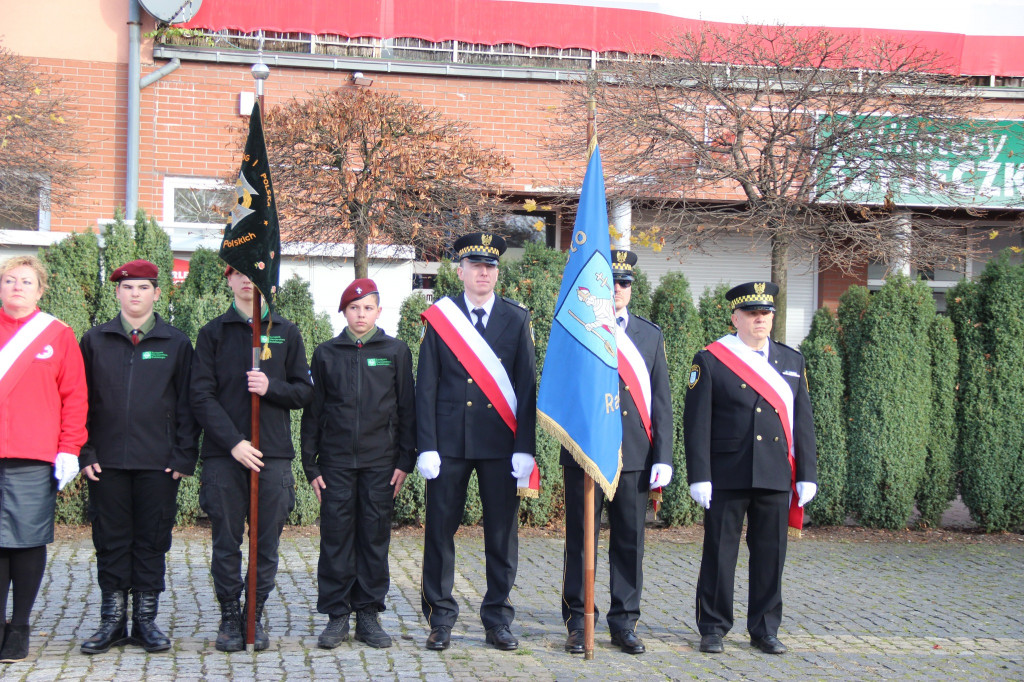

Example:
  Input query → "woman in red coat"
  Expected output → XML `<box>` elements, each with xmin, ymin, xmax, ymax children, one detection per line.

<box><xmin>0</xmin><ymin>255</ymin><xmax>87</xmax><ymax>663</ymax></box>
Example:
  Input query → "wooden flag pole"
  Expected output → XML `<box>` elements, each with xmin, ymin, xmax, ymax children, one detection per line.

<box><xmin>245</xmin><ymin>49</ymin><xmax>269</xmax><ymax>651</ymax></box>
<box><xmin>245</xmin><ymin>287</ymin><xmax>262</xmax><ymax>650</ymax></box>
<box><xmin>583</xmin><ymin>473</ymin><xmax>596</xmax><ymax>660</ymax></box>
<box><xmin>583</xmin><ymin>79</ymin><xmax>598</xmax><ymax>661</ymax></box>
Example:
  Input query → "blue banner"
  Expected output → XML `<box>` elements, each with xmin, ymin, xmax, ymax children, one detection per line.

<box><xmin>537</xmin><ymin>146</ymin><xmax>623</xmax><ymax>498</ymax></box>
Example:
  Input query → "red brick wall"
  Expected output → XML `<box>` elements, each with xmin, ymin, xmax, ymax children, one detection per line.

<box><xmin>818</xmin><ymin>263</ymin><xmax>869</xmax><ymax>310</ymax></box>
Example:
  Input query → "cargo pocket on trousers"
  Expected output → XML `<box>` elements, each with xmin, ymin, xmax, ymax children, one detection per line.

<box><xmin>369</xmin><ymin>484</ymin><xmax>395</xmax><ymax>536</ymax></box>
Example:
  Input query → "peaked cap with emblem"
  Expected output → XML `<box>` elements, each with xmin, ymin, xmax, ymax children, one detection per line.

<box><xmin>110</xmin><ymin>259</ymin><xmax>159</xmax><ymax>282</ymax></box>
<box><xmin>727</xmin><ymin>281</ymin><xmax>779</xmax><ymax>311</ymax></box>
<box><xmin>610</xmin><ymin>249</ymin><xmax>638</xmax><ymax>282</ymax></box>
<box><xmin>339</xmin><ymin>278</ymin><xmax>379</xmax><ymax>311</ymax></box>
<box><xmin>454</xmin><ymin>232</ymin><xmax>506</xmax><ymax>265</ymax></box>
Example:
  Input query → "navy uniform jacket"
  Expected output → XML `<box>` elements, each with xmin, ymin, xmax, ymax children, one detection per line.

<box><xmin>79</xmin><ymin>313</ymin><xmax>200</xmax><ymax>474</ymax></box>
<box><xmin>684</xmin><ymin>337</ymin><xmax>816</xmax><ymax>491</ymax></box>
<box><xmin>416</xmin><ymin>294</ymin><xmax>536</xmax><ymax>459</ymax></box>
<box><xmin>561</xmin><ymin>312</ymin><xmax>673</xmax><ymax>472</ymax></box>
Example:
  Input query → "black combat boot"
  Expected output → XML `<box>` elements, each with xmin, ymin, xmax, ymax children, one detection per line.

<box><xmin>214</xmin><ymin>598</ymin><xmax>244</xmax><ymax>652</ymax></box>
<box><xmin>129</xmin><ymin>591</ymin><xmax>171</xmax><ymax>653</ymax></box>
<box><xmin>244</xmin><ymin>594</ymin><xmax>269</xmax><ymax>651</ymax></box>
<box><xmin>80</xmin><ymin>590</ymin><xmax>129</xmax><ymax>654</ymax></box>
<box><xmin>354</xmin><ymin>607</ymin><xmax>393</xmax><ymax>648</ymax></box>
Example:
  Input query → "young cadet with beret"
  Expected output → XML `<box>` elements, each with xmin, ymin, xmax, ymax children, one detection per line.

<box><xmin>191</xmin><ymin>265</ymin><xmax>312</xmax><ymax>652</ymax></box>
<box><xmin>301</xmin><ymin>278</ymin><xmax>416</xmax><ymax>650</ymax></box>
<box><xmin>79</xmin><ymin>259</ymin><xmax>199</xmax><ymax>655</ymax></box>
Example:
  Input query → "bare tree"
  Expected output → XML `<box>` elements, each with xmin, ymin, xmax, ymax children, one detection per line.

<box><xmin>558</xmin><ymin>24</ymin><xmax>1022</xmax><ymax>340</ymax></box>
<box><xmin>0</xmin><ymin>41</ymin><xmax>86</xmax><ymax>229</ymax></box>
<box><xmin>253</xmin><ymin>88</ymin><xmax>512</xmax><ymax>278</ymax></box>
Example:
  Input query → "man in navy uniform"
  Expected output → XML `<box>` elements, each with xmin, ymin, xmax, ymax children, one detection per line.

<box><xmin>416</xmin><ymin>232</ymin><xmax>537</xmax><ymax>652</ymax></box>
<box><xmin>79</xmin><ymin>259</ymin><xmax>199</xmax><ymax>654</ymax></box>
<box><xmin>684</xmin><ymin>281</ymin><xmax>817</xmax><ymax>655</ymax></box>
<box><xmin>560</xmin><ymin>249</ymin><xmax>673</xmax><ymax>655</ymax></box>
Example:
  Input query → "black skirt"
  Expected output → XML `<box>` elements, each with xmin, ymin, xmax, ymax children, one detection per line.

<box><xmin>0</xmin><ymin>460</ymin><xmax>57</xmax><ymax>548</ymax></box>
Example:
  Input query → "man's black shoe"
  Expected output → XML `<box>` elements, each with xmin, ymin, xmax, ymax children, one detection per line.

<box><xmin>425</xmin><ymin>626</ymin><xmax>451</xmax><ymax>650</ymax></box>
<box><xmin>610</xmin><ymin>629</ymin><xmax>646</xmax><ymax>654</ymax></box>
<box><xmin>564</xmin><ymin>629</ymin><xmax>585</xmax><ymax>654</ymax></box>
<box><xmin>317</xmin><ymin>616</ymin><xmax>350</xmax><ymax>649</ymax></box>
<box><xmin>485</xmin><ymin>624</ymin><xmax>519</xmax><ymax>651</ymax></box>
<box><xmin>699</xmin><ymin>633</ymin><xmax>724</xmax><ymax>653</ymax></box>
<box><xmin>750</xmin><ymin>634</ymin><xmax>787</xmax><ymax>654</ymax></box>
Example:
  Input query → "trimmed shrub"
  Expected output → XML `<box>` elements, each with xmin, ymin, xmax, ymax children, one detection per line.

<box><xmin>650</xmin><ymin>271</ymin><xmax>704</xmax><ymax>526</ymax></box>
<box><xmin>95</xmin><ymin>211</ymin><xmax>136</xmax><ymax>323</ymax></box>
<box><xmin>698</xmin><ymin>283</ymin><xmax>733</xmax><ymax>344</ymax></box>
<box><xmin>801</xmin><ymin>307</ymin><xmax>847</xmax><ymax>526</ymax></box>
<box><xmin>915</xmin><ymin>314</ymin><xmax>957</xmax><ymax>527</ymax></box>
<box><xmin>169</xmin><ymin>247</ymin><xmax>232</xmax><ymax>343</ymax></box>
<box><xmin>132</xmin><ymin>210</ymin><xmax>174</xmax><ymax>319</ymax></box>
<box><xmin>948</xmin><ymin>254</ymin><xmax>1024</xmax><ymax>531</ymax></box>
<box><xmin>39</xmin><ymin>268</ymin><xmax>91</xmax><ymax>340</ymax></box>
<box><xmin>842</xmin><ymin>275</ymin><xmax>933</xmax><ymax>529</ymax></box>
<box><xmin>38</xmin><ymin>230</ymin><xmax>101</xmax><ymax>328</ymax></box>
<box><xmin>629</xmin><ymin>266</ymin><xmax>653</xmax><ymax>320</ymax></box>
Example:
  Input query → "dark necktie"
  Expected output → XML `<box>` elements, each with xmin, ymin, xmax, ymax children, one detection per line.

<box><xmin>131</xmin><ymin>330</ymin><xmax>140</xmax><ymax>346</ymax></box>
<box><xmin>617</xmin><ymin>316</ymin><xmax>626</xmax><ymax>330</ymax></box>
<box><xmin>473</xmin><ymin>308</ymin><xmax>486</xmax><ymax>335</ymax></box>
<box><xmin>756</xmin><ymin>349</ymin><xmax>766</xmax><ymax>359</ymax></box>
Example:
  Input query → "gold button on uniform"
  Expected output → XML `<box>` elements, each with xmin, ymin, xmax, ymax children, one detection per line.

<box><xmin>756</xmin><ymin>435</ymin><xmax>762</xmax><ymax>441</ymax></box>
<box><xmin>740</xmin><ymin>383</ymin><xmax>747</xmax><ymax>389</ymax></box>
<box><xmin>756</xmin><ymin>407</ymin><xmax>762</xmax><ymax>413</ymax></box>
<box><xmin>468</xmin><ymin>378</ymin><xmax>474</xmax><ymax>384</ymax></box>
<box><xmin>487</xmin><ymin>404</ymin><xmax>493</xmax><ymax>409</ymax></box>
<box><xmin>774</xmin><ymin>437</ymin><xmax>780</xmax><ymax>442</ymax></box>
<box><xmin>622</xmin><ymin>410</ymin><xmax>629</xmax><ymax>416</ymax></box>
<box><xmin>466</xmin><ymin>401</ymin><xmax>473</xmax><ymax>407</ymax></box>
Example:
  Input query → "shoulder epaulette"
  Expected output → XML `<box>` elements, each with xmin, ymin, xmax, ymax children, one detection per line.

<box><xmin>502</xmin><ymin>296</ymin><xmax>529</xmax><ymax>313</ymax></box>
<box><xmin>630</xmin><ymin>314</ymin><xmax>660</xmax><ymax>331</ymax></box>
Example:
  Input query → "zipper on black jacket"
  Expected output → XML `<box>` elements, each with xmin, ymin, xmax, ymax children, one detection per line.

<box><xmin>125</xmin><ymin>336</ymin><xmax>136</xmax><ymax>467</ymax></box>
<box><xmin>353</xmin><ymin>340</ymin><xmax>362</xmax><ymax>466</ymax></box>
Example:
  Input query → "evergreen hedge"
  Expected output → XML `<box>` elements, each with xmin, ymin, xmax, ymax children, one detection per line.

<box><xmin>916</xmin><ymin>314</ymin><xmax>957</xmax><ymax>528</ymax></box>
<box><xmin>801</xmin><ymin>307</ymin><xmax>847</xmax><ymax>526</ymax></box>
<box><xmin>649</xmin><ymin>272</ymin><xmax>703</xmax><ymax>526</ymax></box>
<box><xmin>948</xmin><ymin>253</ymin><xmax>1024</xmax><ymax>531</ymax></box>
<box><xmin>842</xmin><ymin>276</ymin><xmax>934</xmax><ymax>529</ymax></box>
<box><xmin>698</xmin><ymin>283</ymin><xmax>733</xmax><ymax>344</ymax></box>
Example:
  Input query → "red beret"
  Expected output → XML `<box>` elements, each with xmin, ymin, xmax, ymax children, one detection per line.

<box><xmin>339</xmin><ymin>278</ymin><xmax>378</xmax><ymax>311</ymax></box>
<box><xmin>110</xmin><ymin>259</ymin><xmax>158</xmax><ymax>282</ymax></box>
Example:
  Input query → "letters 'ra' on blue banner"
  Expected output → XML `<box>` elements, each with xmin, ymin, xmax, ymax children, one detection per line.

<box><xmin>537</xmin><ymin>145</ymin><xmax>623</xmax><ymax>499</ymax></box>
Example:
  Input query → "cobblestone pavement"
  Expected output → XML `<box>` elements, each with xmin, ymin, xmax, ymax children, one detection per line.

<box><xmin>2</xmin><ymin>527</ymin><xmax>1022</xmax><ymax>681</ymax></box>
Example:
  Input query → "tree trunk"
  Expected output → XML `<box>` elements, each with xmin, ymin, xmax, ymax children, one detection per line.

<box><xmin>354</xmin><ymin>228</ymin><xmax>369</xmax><ymax>279</ymax></box>
<box><xmin>771</xmin><ymin>233</ymin><xmax>789</xmax><ymax>345</ymax></box>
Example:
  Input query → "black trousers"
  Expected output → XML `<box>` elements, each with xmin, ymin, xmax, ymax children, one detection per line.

<box><xmin>317</xmin><ymin>466</ymin><xmax>394</xmax><ymax>617</ymax></box>
<box><xmin>421</xmin><ymin>457</ymin><xmax>519</xmax><ymax>630</ymax></box>
<box><xmin>696</xmin><ymin>488</ymin><xmax>789</xmax><ymax>639</ymax></box>
<box><xmin>561</xmin><ymin>466</ymin><xmax>648</xmax><ymax>634</ymax></box>
<box><xmin>88</xmin><ymin>468</ymin><xmax>180</xmax><ymax>593</ymax></box>
<box><xmin>199</xmin><ymin>457</ymin><xmax>295</xmax><ymax>601</ymax></box>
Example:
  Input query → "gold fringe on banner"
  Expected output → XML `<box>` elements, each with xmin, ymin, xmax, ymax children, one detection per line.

<box><xmin>537</xmin><ymin>409</ymin><xmax>622</xmax><ymax>501</ymax></box>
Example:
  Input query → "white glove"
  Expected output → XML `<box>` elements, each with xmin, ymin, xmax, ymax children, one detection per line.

<box><xmin>796</xmin><ymin>481</ymin><xmax>817</xmax><ymax>507</ymax></box>
<box><xmin>511</xmin><ymin>453</ymin><xmax>535</xmax><ymax>479</ymax></box>
<box><xmin>649</xmin><ymin>463</ymin><xmax>673</xmax><ymax>489</ymax></box>
<box><xmin>689</xmin><ymin>481</ymin><xmax>712</xmax><ymax>509</ymax></box>
<box><xmin>416</xmin><ymin>451</ymin><xmax>441</xmax><ymax>480</ymax></box>
<box><xmin>54</xmin><ymin>452</ymin><xmax>80</xmax><ymax>491</ymax></box>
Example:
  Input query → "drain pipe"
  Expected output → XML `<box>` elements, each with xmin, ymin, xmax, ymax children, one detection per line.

<box><xmin>126</xmin><ymin>0</ymin><xmax>181</xmax><ymax>219</ymax></box>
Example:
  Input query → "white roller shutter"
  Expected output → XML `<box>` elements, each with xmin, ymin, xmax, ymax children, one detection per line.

<box><xmin>631</xmin><ymin>233</ymin><xmax>817</xmax><ymax>346</ymax></box>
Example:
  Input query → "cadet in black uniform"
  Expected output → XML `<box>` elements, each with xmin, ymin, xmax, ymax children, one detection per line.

<box><xmin>301</xmin><ymin>278</ymin><xmax>416</xmax><ymax>650</ymax></box>
<box><xmin>191</xmin><ymin>265</ymin><xmax>312</xmax><ymax>652</ymax></box>
<box><xmin>416</xmin><ymin>233</ymin><xmax>537</xmax><ymax>652</ymax></box>
<box><xmin>79</xmin><ymin>260</ymin><xmax>199</xmax><ymax>655</ymax></box>
<box><xmin>560</xmin><ymin>249</ymin><xmax>673</xmax><ymax>655</ymax></box>
<box><xmin>684</xmin><ymin>282</ymin><xmax>817</xmax><ymax>656</ymax></box>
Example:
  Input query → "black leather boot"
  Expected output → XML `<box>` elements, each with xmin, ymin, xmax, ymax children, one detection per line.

<box><xmin>0</xmin><ymin>623</ymin><xmax>29</xmax><ymax>662</ymax></box>
<box><xmin>214</xmin><ymin>598</ymin><xmax>244</xmax><ymax>652</ymax></box>
<box><xmin>129</xmin><ymin>591</ymin><xmax>171</xmax><ymax>653</ymax></box>
<box><xmin>244</xmin><ymin>594</ymin><xmax>269</xmax><ymax>651</ymax></box>
<box><xmin>80</xmin><ymin>591</ymin><xmax>129</xmax><ymax>654</ymax></box>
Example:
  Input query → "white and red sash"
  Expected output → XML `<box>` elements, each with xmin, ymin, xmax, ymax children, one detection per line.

<box><xmin>616</xmin><ymin>326</ymin><xmax>652</xmax><ymax>444</ymax></box>
<box><xmin>0</xmin><ymin>311</ymin><xmax>63</xmax><ymax>403</ymax></box>
<box><xmin>706</xmin><ymin>334</ymin><xmax>804</xmax><ymax>530</ymax></box>
<box><xmin>421</xmin><ymin>297</ymin><xmax>518</xmax><ymax>433</ymax></box>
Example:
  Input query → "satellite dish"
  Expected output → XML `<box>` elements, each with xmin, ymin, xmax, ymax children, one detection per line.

<box><xmin>139</xmin><ymin>0</ymin><xmax>203</xmax><ymax>24</ymax></box>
